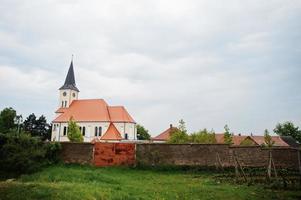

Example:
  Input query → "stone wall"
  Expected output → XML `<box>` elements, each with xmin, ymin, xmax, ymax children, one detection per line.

<box><xmin>60</xmin><ymin>142</ymin><xmax>94</xmax><ymax>164</ymax></box>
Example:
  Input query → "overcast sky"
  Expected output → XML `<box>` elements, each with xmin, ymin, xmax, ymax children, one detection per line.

<box><xmin>0</xmin><ymin>0</ymin><xmax>300</xmax><ymax>136</ymax></box>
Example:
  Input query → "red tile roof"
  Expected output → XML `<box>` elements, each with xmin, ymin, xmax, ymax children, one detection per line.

<box><xmin>215</xmin><ymin>133</ymin><xmax>289</xmax><ymax>146</ymax></box>
<box><xmin>153</xmin><ymin>126</ymin><xmax>178</xmax><ymax>141</ymax></box>
<box><xmin>251</xmin><ymin>135</ymin><xmax>289</xmax><ymax>147</ymax></box>
<box><xmin>52</xmin><ymin>99</ymin><xmax>135</xmax><ymax>123</ymax></box>
<box><xmin>100</xmin><ymin>123</ymin><xmax>122</xmax><ymax>140</ymax></box>
<box><xmin>108</xmin><ymin>106</ymin><xmax>135</xmax><ymax>123</ymax></box>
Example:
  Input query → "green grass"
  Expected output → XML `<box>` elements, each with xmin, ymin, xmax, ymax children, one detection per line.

<box><xmin>0</xmin><ymin>165</ymin><xmax>300</xmax><ymax>200</ymax></box>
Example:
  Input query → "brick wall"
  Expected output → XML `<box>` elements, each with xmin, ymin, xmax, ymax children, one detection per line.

<box><xmin>60</xmin><ymin>142</ymin><xmax>94</xmax><ymax>164</ymax></box>
<box><xmin>137</xmin><ymin>144</ymin><xmax>300</xmax><ymax>169</ymax></box>
<box><xmin>94</xmin><ymin>143</ymin><xmax>135</xmax><ymax>166</ymax></box>
<box><xmin>136</xmin><ymin>144</ymin><xmax>230</xmax><ymax>166</ymax></box>
<box><xmin>59</xmin><ymin>142</ymin><xmax>300</xmax><ymax>169</ymax></box>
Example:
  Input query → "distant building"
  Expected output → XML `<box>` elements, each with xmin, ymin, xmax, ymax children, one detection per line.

<box><xmin>153</xmin><ymin>125</ymin><xmax>296</xmax><ymax>147</ymax></box>
<box><xmin>152</xmin><ymin>124</ymin><xmax>178</xmax><ymax>142</ymax></box>
<box><xmin>51</xmin><ymin>59</ymin><xmax>136</xmax><ymax>142</ymax></box>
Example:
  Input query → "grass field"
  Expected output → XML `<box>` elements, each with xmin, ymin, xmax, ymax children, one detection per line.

<box><xmin>0</xmin><ymin>165</ymin><xmax>300</xmax><ymax>200</ymax></box>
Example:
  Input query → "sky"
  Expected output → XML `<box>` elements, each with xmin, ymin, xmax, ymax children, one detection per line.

<box><xmin>0</xmin><ymin>0</ymin><xmax>300</xmax><ymax>136</ymax></box>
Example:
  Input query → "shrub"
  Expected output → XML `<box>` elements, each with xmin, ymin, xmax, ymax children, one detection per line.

<box><xmin>189</xmin><ymin>129</ymin><xmax>216</xmax><ymax>144</ymax></box>
<box><xmin>0</xmin><ymin>133</ymin><xmax>62</xmax><ymax>176</ymax></box>
<box><xmin>67</xmin><ymin>117</ymin><xmax>83</xmax><ymax>142</ymax></box>
<box><xmin>44</xmin><ymin>142</ymin><xmax>62</xmax><ymax>164</ymax></box>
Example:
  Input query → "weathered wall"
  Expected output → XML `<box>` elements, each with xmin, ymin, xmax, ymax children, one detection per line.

<box><xmin>59</xmin><ymin>142</ymin><xmax>300</xmax><ymax>169</ymax></box>
<box><xmin>230</xmin><ymin>146</ymin><xmax>299</xmax><ymax>169</ymax></box>
<box><xmin>136</xmin><ymin>144</ymin><xmax>230</xmax><ymax>166</ymax></box>
<box><xmin>137</xmin><ymin>144</ymin><xmax>300</xmax><ymax>169</ymax></box>
<box><xmin>94</xmin><ymin>143</ymin><xmax>135</xmax><ymax>166</ymax></box>
<box><xmin>60</xmin><ymin>142</ymin><xmax>93</xmax><ymax>164</ymax></box>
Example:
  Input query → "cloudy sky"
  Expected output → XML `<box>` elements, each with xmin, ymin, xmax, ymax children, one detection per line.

<box><xmin>0</xmin><ymin>0</ymin><xmax>300</xmax><ymax>136</ymax></box>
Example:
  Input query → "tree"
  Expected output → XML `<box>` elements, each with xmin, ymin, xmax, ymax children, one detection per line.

<box><xmin>264</xmin><ymin>129</ymin><xmax>276</xmax><ymax>180</ymax></box>
<box><xmin>190</xmin><ymin>129</ymin><xmax>216</xmax><ymax>144</ymax></box>
<box><xmin>274</xmin><ymin>121</ymin><xmax>301</xmax><ymax>143</ymax></box>
<box><xmin>23</xmin><ymin>114</ymin><xmax>51</xmax><ymax>141</ymax></box>
<box><xmin>136</xmin><ymin>124</ymin><xmax>151</xmax><ymax>140</ymax></box>
<box><xmin>168</xmin><ymin>119</ymin><xmax>189</xmax><ymax>144</ymax></box>
<box><xmin>178</xmin><ymin>119</ymin><xmax>187</xmax><ymax>134</ymax></box>
<box><xmin>223</xmin><ymin>124</ymin><xmax>233</xmax><ymax>144</ymax></box>
<box><xmin>67</xmin><ymin>117</ymin><xmax>83</xmax><ymax>142</ymax></box>
<box><xmin>0</xmin><ymin>107</ymin><xmax>17</xmax><ymax>134</ymax></box>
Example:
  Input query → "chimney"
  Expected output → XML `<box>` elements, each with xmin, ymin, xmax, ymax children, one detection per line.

<box><xmin>170</xmin><ymin>124</ymin><xmax>173</xmax><ymax>128</ymax></box>
<box><xmin>250</xmin><ymin>132</ymin><xmax>253</xmax><ymax>136</ymax></box>
<box><xmin>238</xmin><ymin>133</ymin><xmax>241</xmax><ymax>136</ymax></box>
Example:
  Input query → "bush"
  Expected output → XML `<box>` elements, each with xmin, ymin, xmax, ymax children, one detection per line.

<box><xmin>67</xmin><ymin>117</ymin><xmax>83</xmax><ymax>142</ymax></box>
<box><xmin>44</xmin><ymin>142</ymin><xmax>62</xmax><ymax>164</ymax></box>
<box><xmin>0</xmin><ymin>133</ymin><xmax>62</xmax><ymax>176</ymax></box>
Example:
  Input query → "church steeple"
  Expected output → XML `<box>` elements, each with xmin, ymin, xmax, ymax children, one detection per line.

<box><xmin>58</xmin><ymin>57</ymin><xmax>80</xmax><ymax>108</ymax></box>
<box><xmin>59</xmin><ymin>57</ymin><xmax>79</xmax><ymax>92</ymax></box>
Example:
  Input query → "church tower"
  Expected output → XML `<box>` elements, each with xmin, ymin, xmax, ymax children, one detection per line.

<box><xmin>59</xmin><ymin>58</ymin><xmax>79</xmax><ymax>108</ymax></box>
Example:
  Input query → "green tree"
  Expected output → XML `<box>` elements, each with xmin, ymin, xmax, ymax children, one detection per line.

<box><xmin>190</xmin><ymin>129</ymin><xmax>216</xmax><ymax>144</ymax></box>
<box><xmin>273</xmin><ymin>121</ymin><xmax>301</xmax><ymax>143</ymax></box>
<box><xmin>0</xmin><ymin>107</ymin><xmax>17</xmax><ymax>134</ymax></box>
<box><xmin>168</xmin><ymin>119</ymin><xmax>189</xmax><ymax>144</ymax></box>
<box><xmin>264</xmin><ymin>129</ymin><xmax>276</xmax><ymax>180</ymax></box>
<box><xmin>67</xmin><ymin>117</ymin><xmax>83</xmax><ymax>142</ymax></box>
<box><xmin>178</xmin><ymin>119</ymin><xmax>187</xmax><ymax>133</ymax></box>
<box><xmin>223</xmin><ymin>124</ymin><xmax>233</xmax><ymax>144</ymax></box>
<box><xmin>23</xmin><ymin>114</ymin><xmax>51</xmax><ymax>141</ymax></box>
<box><xmin>136</xmin><ymin>124</ymin><xmax>151</xmax><ymax>140</ymax></box>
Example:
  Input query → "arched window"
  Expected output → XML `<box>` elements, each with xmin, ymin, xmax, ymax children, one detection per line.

<box><xmin>61</xmin><ymin>101</ymin><xmax>64</xmax><ymax>107</ymax></box>
<box><xmin>125</xmin><ymin>133</ymin><xmax>128</xmax><ymax>140</ymax></box>
<box><xmin>82</xmin><ymin>127</ymin><xmax>85</xmax><ymax>136</ymax></box>
<box><xmin>99</xmin><ymin>127</ymin><xmax>102</xmax><ymax>136</ymax></box>
<box><xmin>63</xmin><ymin>126</ymin><xmax>67</xmax><ymax>136</ymax></box>
<box><xmin>95</xmin><ymin>127</ymin><xmax>98</xmax><ymax>136</ymax></box>
<box><xmin>79</xmin><ymin>126</ymin><xmax>82</xmax><ymax>132</ymax></box>
<box><xmin>64</xmin><ymin>101</ymin><xmax>67</xmax><ymax>107</ymax></box>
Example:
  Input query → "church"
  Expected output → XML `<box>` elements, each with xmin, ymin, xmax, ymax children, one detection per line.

<box><xmin>51</xmin><ymin>59</ymin><xmax>137</xmax><ymax>142</ymax></box>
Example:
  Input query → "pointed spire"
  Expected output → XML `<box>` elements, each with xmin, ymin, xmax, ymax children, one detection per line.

<box><xmin>59</xmin><ymin>56</ymin><xmax>80</xmax><ymax>92</ymax></box>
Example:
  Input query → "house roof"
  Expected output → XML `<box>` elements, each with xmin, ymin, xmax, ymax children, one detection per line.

<box><xmin>215</xmin><ymin>134</ymin><xmax>252</xmax><ymax>146</ymax></box>
<box><xmin>215</xmin><ymin>133</ymin><xmax>289</xmax><ymax>147</ymax></box>
<box><xmin>251</xmin><ymin>135</ymin><xmax>289</xmax><ymax>147</ymax></box>
<box><xmin>153</xmin><ymin>125</ymin><xmax>178</xmax><ymax>141</ymax></box>
<box><xmin>100</xmin><ymin>123</ymin><xmax>122</xmax><ymax>140</ymax></box>
<box><xmin>280</xmin><ymin>136</ymin><xmax>300</xmax><ymax>148</ymax></box>
<box><xmin>59</xmin><ymin>60</ymin><xmax>80</xmax><ymax>92</ymax></box>
<box><xmin>52</xmin><ymin>99</ymin><xmax>135</xmax><ymax>123</ymax></box>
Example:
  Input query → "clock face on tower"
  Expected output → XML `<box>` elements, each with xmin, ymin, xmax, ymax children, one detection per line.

<box><xmin>72</xmin><ymin>93</ymin><xmax>76</xmax><ymax>97</ymax></box>
<box><xmin>63</xmin><ymin>92</ymin><xmax>67</xmax><ymax>96</ymax></box>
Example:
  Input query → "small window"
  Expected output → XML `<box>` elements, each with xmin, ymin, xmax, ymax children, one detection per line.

<box><xmin>82</xmin><ymin>127</ymin><xmax>85</xmax><ymax>136</ymax></box>
<box><xmin>95</xmin><ymin>127</ymin><xmax>98</xmax><ymax>136</ymax></box>
<box><xmin>125</xmin><ymin>133</ymin><xmax>128</xmax><ymax>140</ymax></box>
<box><xmin>79</xmin><ymin>126</ymin><xmax>82</xmax><ymax>132</ymax></box>
<box><xmin>64</xmin><ymin>101</ymin><xmax>67</xmax><ymax>107</ymax></box>
<box><xmin>63</xmin><ymin>126</ymin><xmax>67</xmax><ymax>136</ymax></box>
<box><xmin>53</xmin><ymin>124</ymin><xmax>56</xmax><ymax>131</ymax></box>
<box><xmin>99</xmin><ymin>127</ymin><xmax>102</xmax><ymax>136</ymax></box>
<box><xmin>61</xmin><ymin>101</ymin><xmax>64</xmax><ymax>107</ymax></box>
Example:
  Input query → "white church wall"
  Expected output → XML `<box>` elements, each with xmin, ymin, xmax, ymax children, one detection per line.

<box><xmin>113</xmin><ymin>122</ymin><xmax>136</xmax><ymax>140</ymax></box>
<box><xmin>51</xmin><ymin>122</ymin><xmax>111</xmax><ymax>142</ymax></box>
